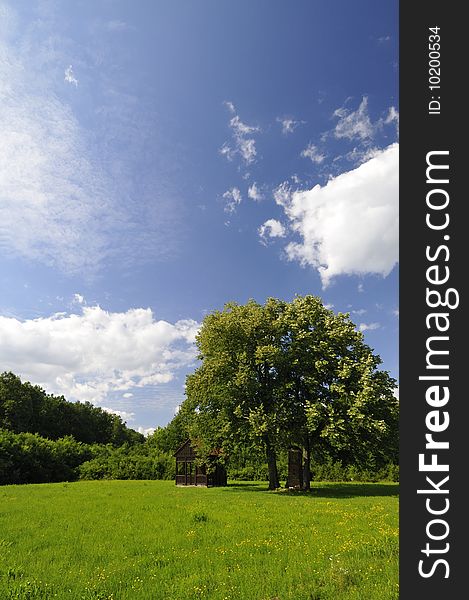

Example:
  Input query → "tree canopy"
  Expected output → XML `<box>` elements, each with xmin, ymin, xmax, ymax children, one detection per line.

<box><xmin>183</xmin><ymin>296</ymin><xmax>398</xmax><ymax>490</ymax></box>
<box><xmin>0</xmin><ymin>372</ymin><xmax>144</xmax><ymax>446</ymax></box>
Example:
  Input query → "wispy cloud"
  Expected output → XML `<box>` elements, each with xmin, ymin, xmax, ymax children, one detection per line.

<box><xmin>258</xmin><ymin>219</ymin><xmax>287</xmax><ymax>245</ymax></box>
<box><xmin>276</xmin><ymin>116</ymin><xmax>305</xmax><ymax>135</ymax></box>
<box><xmin>220</xmin><ymin>102</ymin><xmax>260</xmax><ymax>166</ymax></box>
<box><xmin>0</xmin><ymin>46</ymin><xmax>115</xmax><ymax>274</ymax></box>
<box><xmin>223</xmin><ymin>187</ymin><xmax>242</xmax><ymax>213</ymax></box>
<box><xmin>273</xmin><ymin>181</ymin><xmax>293</xmax><ymax>207</ymax></box>
<box><xmin>384</xmin><ymin>106</ymin><xmax>399</xmax><ymax>137</ymax></box>
<box><xmin>223</xmin><ymin>100</ymin><xmax>236</xmax><ymax>114</ymax></box>
<box><xmin>248</xmin><ymin>183</ymin><xmax>263</xmax><ymax>202</ymax></box>
<box><xmin>329</xmin><ymin>97</ymin><xmax>399</xmax><ymax>151</ymax></box>
<box><xmin>0</xmin><ymin>306</ymin><xmax>199</xmax><ymax>406</ymax></box>
<box><xmin>359</xmin><ymin>322</ymin><xmax>381</xmax><ymax>332</ymax></box>
<box><xmin>301</xmin><ymin>143</ymin><xmax>326</xmax><ymax>164</ymax></box>
<box><xmin>72</xmin><ymin>293</ymin><xmax>85</xmax><ymax>305</ymax></box>
<box><xmin>333</xmin><ymin>96</ymin><xmax>374</xmax><ymax>142</ymax></box>
<box><xmin>0</xmin><ymin>5</ymin><xmax>184</xmax><ymax>275</ymax></box>
<box><xmin>64</xmin><ymin>65</ymin><xmax>78</xmax><ymax>86</ymax></box>
<box><xmin>343</xmin><ymin>146</ymin><xmax>382</xmax><ymax>166</ymax></box>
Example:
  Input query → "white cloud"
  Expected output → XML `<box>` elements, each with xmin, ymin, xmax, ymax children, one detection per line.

<box><xmin>0</xmin><ymin>31</ymin><xmax>118</xmax><ymax>273</ymax></box>
<box><xmin>72</xmin><ymin>293</ymin><xmax>85</xmax><ymax>305</ymax></box>
<box><xmin>101</xmin><ymin>406</ymin><xmax>135</xmax><ymax>423</ymax></box>
<box><xmin>0</xmin><ymin>306</ymin><xmax>199</xmax><ymax>406</ymax></box>
<box><xmin>223</xmin><ymin>100</ymin><xmax>236</xmax><ymax>114</ymax></box>
<box><xmin>331</xmin><ymin>98</ymin><xmax>399</xmax><ymax>152</ymax></box>
<box><xmin>247</xmin><ymin>183</ymin><xmax>263</xmax><ymax>202</ymax></box>
<box><xmin>223</xmin><ymin>187</ymin><xmax>242</xmax><ymax>214</ymax></box>
<box><xmin>0</xmin><ymin>65</ymin><xmax>113</xmax><ymax>272</ymax></box>
<box><xmin>229</xmin><ymin>115</ymin><xmax>259</xmax><ymax>137</ymax></box>
<box><xmin>277</xmin><ymin>143</ymin><xmax>398</xmax><ymax>287</ymax></box>
<box><xmin>64</xmin><ymin>65</ymin><xmax>78</xmax><ymax>86</ymax></box>
<box><xmin>277</xmin><ymin>117</ymin><xmax>304</xmax><ymax>135</ymax></box>
<box><xmin>273</xmin><ymin>181</ymin><xmax>293</xmax><ymax>207</ymax></box>
<box><xmin>351</xmin><ymin>308</ymin><xmax>367</xmax><ymax>316</ymax></box>
<box><xmin>237</xmin><ymin>138</ymin><xmax>257</xmax><ymax>164</ymax></box>
<box><xmin>219</xmin><ymin>143</ymin><xmax>235</xmax><ymax>162</ymax></box>
<box><xmin>137</xmin><ymin>426</ymin><xmax>156</xmax><ymax>437</ymax></box>
<box><xmin>342</xmin><ymin>146</ymin><xmax>382</xmax><ymax>166</ymax></box>
<box><xmin>359</xmin><ymin>322</ymin><xmax>381</xmax><ymax>332</ymax></box>
<box><xmin>220</xmin><ymin>103</ymin><xmax>260</xmax><ymax>165</ymax></box>
<box><xmin>123</xmin><ymin>392</ymin><xmax>134</xmax><ymax>398</ymax></box>
<box><xmin>258</xmin><ymin>219</ymin><xmax>286</xmax><ymax>245</ymax></box>
<box><xmin>333</xmin><ymin>97</ymin><xmax>374</xmax><ymax>141</ymax></box>
<box><xmin>301</xmin><ymin>143</ymin><xmax>326</xmax><ymax>164</ymax></box>
<box><xmin>291</xmin><ymin>174</ymin><xmax>301</xmax><ymax>185</ymax></box>
<box><xmin>0</xmin><ymin>10</ymin><xmax>183</xmax><ymax>275</ymax></box>
<box><xmin>393</xmin><ymin>309</ymin><xmax>399</xmax><ymax>318</ymax></box>
<box><xmin>385</xmin><ymin>106</ymin><xmax>399</xmax><ymax>137</ymax></box>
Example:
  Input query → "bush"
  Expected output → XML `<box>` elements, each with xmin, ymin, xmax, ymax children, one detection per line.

<box><xmin>0</xmin><ymin>428</ymin><xmax>176</xmax><ymax>485</ymax></box>
<box><xmin>79</xmin><ymin>448</ymin><xmax>175</xmax><ymax>481</ymax></box>
<box><xmin>309</xmin><ymin>457</ymin><xmax>399</xmax><ymax>482</ymax></box>
<box><xmin>227</xmin><ymin>464</ymin><xmax>269</xmax><ymax>481</ymax></box>
<box><xmin>0</xmin><ymin>429</ymin><xmax>92</xmax><ymax>484</ymax></box>
<box><xmin>0</xmin><ymin>371</ymin><xmax>145</xmax><ymax>446</ymax></box>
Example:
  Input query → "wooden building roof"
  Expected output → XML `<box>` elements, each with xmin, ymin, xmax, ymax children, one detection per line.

<box><xmin>173</xmin><ymin>439</ymin><xmax>223</xmax><ymax>459</ymax></box>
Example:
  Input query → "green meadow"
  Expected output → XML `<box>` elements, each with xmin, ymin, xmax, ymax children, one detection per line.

<box><xmin>0</xmin><ymin>480</ymin><xmax>398</xmax><ymax>600</ymax></box>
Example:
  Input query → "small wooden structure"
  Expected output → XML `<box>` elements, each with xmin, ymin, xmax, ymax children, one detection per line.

<box><xmin>174</xmin><ymin>439</ymin><xmax>227</xmax><ymax>487</ymax></box>
<box><xmin>286</xmin><ymin>446</ymin><xmax>303</xmax><ymax>489</ymax></box>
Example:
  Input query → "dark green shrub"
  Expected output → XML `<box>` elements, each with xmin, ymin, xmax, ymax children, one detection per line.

<box><xmin>0</xmin><ymin>429</ymin><xmax>92</xmax><ymax>484</ymax></box>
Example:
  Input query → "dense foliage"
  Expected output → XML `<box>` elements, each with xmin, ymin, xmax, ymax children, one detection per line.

<box><xmin>0</xmin><ymin>425</ymin><xmax>398</xmax><ymax>485</ymax></box>
<box><xmin>0</xmin><ymin>429</ymin><xmax>93</xmax><ymax>484</ymax></box>
<box><xmin>0</xmin><ymin>372</ymin><xmax>146</xmax><ymax>484</ymax></box>
<box><xmin>78</xmin><ymin>443</ymin><xmax>174</xmax><ymax>481</ymax></box>
<box><xmin>184</xmin><ymin>296</ymin><xmax>399</xmax><ymax>489</ymax></box>
<box><xmin>0</xmin><ymin>372</ymin><xmax>144</xmax><ymax>445</ymax></box>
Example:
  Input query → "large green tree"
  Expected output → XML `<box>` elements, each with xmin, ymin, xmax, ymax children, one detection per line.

<box><xmin>185</xmin><ymin>299</ymin><xmax>288</xmax><ymax>489</ymax></box>
<box><xmin>183</xmin><ymin>296</ymin><xmax>398</xmax><ymax>490</ymax></box>
<box><xmin>280</xmin><ymin>296</ymin><xmax>398</xmax><ymax>490</ymax></box>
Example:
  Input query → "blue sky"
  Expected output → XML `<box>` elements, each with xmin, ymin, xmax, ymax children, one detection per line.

<box><xmin>0</xmin><ymin>0</ymin><xmax>398</xmax><ymax>435</ymax></box>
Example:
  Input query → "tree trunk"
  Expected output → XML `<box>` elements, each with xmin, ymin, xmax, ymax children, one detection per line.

<box><xmin>265</xmin><ymin>438</ymin><xmax>280</xmax><ymax>490</ymax></box>
<box><xmin>302</xmin><ymin>436</ymin><xmax>311</xmax><ymax>491</ymax></box>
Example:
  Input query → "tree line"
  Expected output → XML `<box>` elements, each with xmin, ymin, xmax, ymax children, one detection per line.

<box><xmin>0</xmin><ymin>371</ymin><xmax>143</xmax><ymax>445</ymax></box>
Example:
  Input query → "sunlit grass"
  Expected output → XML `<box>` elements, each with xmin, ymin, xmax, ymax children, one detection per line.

<box><xmin>0</xmin><ymin>480</ymin><xmax>398</xmax><ymax>599</ymax></box>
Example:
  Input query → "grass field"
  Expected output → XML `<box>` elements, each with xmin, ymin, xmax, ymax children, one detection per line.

<box><xmin>0</xmin><ymin>480</ymin><xmax>398</xmax><ymax>600</ymax></box>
